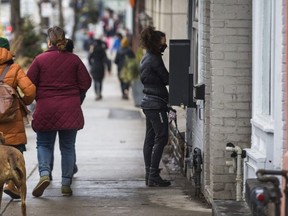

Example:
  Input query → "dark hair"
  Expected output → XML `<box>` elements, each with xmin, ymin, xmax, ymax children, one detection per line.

<box><xmin>140</xmin><ymin>26</ymin><xmax>165</xmax><ymax>54</ymax></box>
<box><xmin>66</xmin><ymin>39</ymin><xmax>74</xmax><ymax>53</ymax></box>
<box><xmin>116</xmin><ymin>32</ymin><xmax>123</xmax><ymax>40</ymax></box>
<box><xmin>47</xmin><ymin>26</ymin><xmax>67</xmax><ymax>51</ymax></box>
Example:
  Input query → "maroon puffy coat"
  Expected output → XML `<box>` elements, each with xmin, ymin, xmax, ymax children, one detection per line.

<box><xmin>27</xmin><ymin>46</ymin><xmax>92</xmax><ymax>132</ymax></box>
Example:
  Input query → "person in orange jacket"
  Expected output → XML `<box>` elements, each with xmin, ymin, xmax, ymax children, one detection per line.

<box><xmin>0</xmin><ymin>37</ymin><xmax>36</xmax><ymax>199</ymax></box>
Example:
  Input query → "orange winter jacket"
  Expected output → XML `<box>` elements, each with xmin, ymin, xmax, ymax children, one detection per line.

<box><xmin>0</xmin><ymin>47</ymin><xmax>36</xmax><ymax>145</ymax></box>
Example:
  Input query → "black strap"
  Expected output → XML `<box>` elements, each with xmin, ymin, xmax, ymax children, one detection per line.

<box><xmin>0</xmin><ymin>65</ymin><xmax>10</xmax><ymax>81</ymax></box>
<box><xmin>173</xmin><ymin>116</ymin><xmax>186</xmax><ymax>143</ymax></box>
<box><xmin>169</xmin><ymin>110</ymin><xmax>193</xmax><ymax>147</ymax></box>
<box><xmin>0</xmin><ymin>65</ymin><xmax>31</xmax><ymax>115</ymax></box>
<box><xmin>0</xmin><ymin>64</ymin><xmax>20</xmax><ymax>97</ymax></box>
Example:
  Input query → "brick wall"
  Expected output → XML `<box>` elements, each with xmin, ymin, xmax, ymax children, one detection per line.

<box><xmin>207</xmin><ymin>0</ymin><xmax>252</xmax><ymax>200</ymax></box>
<box><xmin>199</xmin><ymin>0</ymin><xmax>212</xmax><ymax>200</ymax></box>
<box><xmin>145</xmin><ymin>0</ymin><xmax>188</xmax><ymax>58</ymax></box>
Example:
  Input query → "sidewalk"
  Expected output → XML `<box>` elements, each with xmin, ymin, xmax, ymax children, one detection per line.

<box><xmin>1</xmin><ymin>50</ymin><xmax>212</xmax><ymax>216</ymax></box>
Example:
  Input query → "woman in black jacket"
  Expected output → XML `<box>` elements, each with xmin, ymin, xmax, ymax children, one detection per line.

<box><xmin>88</xmin><ymin>39</ymin><xmax>111</xmax><ymax>100</ymax></box>
<box><xmin>139</xmin><ymin>26</ymin><xmax>170</xmax><ymax>187</ymax></box>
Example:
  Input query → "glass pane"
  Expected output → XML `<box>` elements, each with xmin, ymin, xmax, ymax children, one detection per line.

<box><xmin>192</xmin><ymin>0</ymin><xmax>200</xmax><ymax>85</ymax></box>
<box><xmin>194</xmin><ymin>30</ymin><xmax>200</xmax><ymax>83</ymax></box>
<box><xmin>261</xmin><ymin>0</ymin><xmax>271</xmax><ymax>115</ymax></box>
<box><xmin>194</xmin><ymin>0</ymin><xmax>199</xmax><ymax>21</ymax></box>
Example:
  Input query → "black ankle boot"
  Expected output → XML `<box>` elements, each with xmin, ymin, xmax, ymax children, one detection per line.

<box><xmin>145</xmin><ymin>167</ymin><xmax>149</xmax><ymax>186</ymax></box>
<box><xmin>148</xmin><ymin>168</ymin><xmax>171</xmax><ymax>187</ymax></box>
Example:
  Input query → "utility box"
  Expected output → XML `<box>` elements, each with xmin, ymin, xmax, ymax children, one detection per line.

<box><xmin>169</xmin><ymin>40</ymin><xmax>195</xmax><ymax>107</ymax></box>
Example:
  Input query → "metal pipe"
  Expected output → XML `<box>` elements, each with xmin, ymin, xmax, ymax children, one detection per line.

<box><xmin>225</xmin><ymin>144</ymin><xmax>243</xmax><ymax>201</ymax></box>
<box><xmin>236</xmin><ymin>147</ymin><xmax>242</xmax><ymax>201</ymax></box>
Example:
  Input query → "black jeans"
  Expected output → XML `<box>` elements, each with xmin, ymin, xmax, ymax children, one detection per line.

<box><xmin>93</xmin><ymin>79</ymin><xmax>103</xmax><ymax>96</ymax></box>
<box><xmin>143</xmin><ymin>109</ymin><xmax>169</xmax><ymax>169</ymax></box>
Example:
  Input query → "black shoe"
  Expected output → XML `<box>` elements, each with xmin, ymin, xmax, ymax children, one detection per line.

<box><xmin>145</xmin><ymin>167</ymin><xmax>149</xmax><ymax>186</ymax></box>
<box><xmin>73</xmin><ymin>164</ymin><xmax>78</xmax><ymax>176</ymax></box>
<box><xmin>95</xmin><ymin>95</ymin><xmax>102</xmax><ymax>101</ymax></box>
<box><xmin>122</xmin><ymin>93</ymin><xmax>129</xmax><ymax>100</ymax></box>
<box><xmin>148</xmin><ymin>168</ymin><xmax>171</xmax><ymax>187</ymax></box>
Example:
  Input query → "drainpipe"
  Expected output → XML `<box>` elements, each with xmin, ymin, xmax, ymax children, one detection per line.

<box><xmin>226</xmin><ymin>142</ymin><xmax>246</xmax><ymax>201</ymax></box>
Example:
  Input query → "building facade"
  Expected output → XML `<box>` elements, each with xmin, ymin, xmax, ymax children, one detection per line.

<box><xmin>142</xmin><ymin>0</ymin><xmax>287</xmax><ymax>206</ymax></box>
<box><xmin>244</xmin><ymin>0</ymin><xmax>286</xmax><ymax>181</ymax></box>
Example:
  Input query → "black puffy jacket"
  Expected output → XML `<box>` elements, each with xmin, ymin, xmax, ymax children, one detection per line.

<box><xmin>140</xmin><ymin>51</ymin><xmax>169</xmax><ymax>110</ymax></box>
<box><xmin>88</xmin><ymin>41</ymin><xmax>110</xmax><ymax>80</ymax></box>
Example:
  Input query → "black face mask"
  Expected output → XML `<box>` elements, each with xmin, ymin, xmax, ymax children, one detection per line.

<box><xmin>159</xmin><ymin>44</ymin><xmax>167</xmax><ymax>53</ymax></box>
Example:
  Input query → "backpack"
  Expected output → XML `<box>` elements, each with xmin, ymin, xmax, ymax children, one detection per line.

<box><xmin>0</xmin><ymin>65</ymin><xmax>18</xmax><ymax>123</ymax></box>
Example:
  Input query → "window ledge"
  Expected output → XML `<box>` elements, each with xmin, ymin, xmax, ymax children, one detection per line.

<box><xmin>251</xmin><ymin>116</ymin><xmax>274</xmax><ymax>134</ymax></box>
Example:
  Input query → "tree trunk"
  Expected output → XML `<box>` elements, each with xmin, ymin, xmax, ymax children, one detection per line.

<box><xmin>10</xmin><ymin>0</ymin><xmax>22</xmax><ymax>38</ymax></box>
<box><xmin>58</xmin><ymin>0</ymin><xmax>64</xmax><ymax>28</ymax></box>
<box><xmin>37</xmin><ymin>1</ymin><xmax>43</xmax><ymax>31</ymax></box>
<box><xmin>71</xmin><ymin>0</ymin><xmax>83</xmax><ymax>41</ymax></box>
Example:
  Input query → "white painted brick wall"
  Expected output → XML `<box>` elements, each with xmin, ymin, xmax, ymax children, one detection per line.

<box><xmin>195</xmin><ymin>0</ymin><xmax>213</xmax><ymax>201</ymax></box>
<box><xmin>195</xmin><ymin>0</ymin><xmax>211</xmax><ymax>199</ymax></box>
<box><xmin>145</xmin><ymin>0</ymin><xmax>188</xmax><ymax>69</ymax></box>
<box><xmin>207</xmin><ymin>0</ymin><xmax>252</xmax><ymax>200</ymax></box>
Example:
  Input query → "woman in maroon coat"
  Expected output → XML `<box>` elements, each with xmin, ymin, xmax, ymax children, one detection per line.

<box><xmin>27</xmin><ymin>26</ymin><xmax>91</xmax><ymax>197</ymax></box>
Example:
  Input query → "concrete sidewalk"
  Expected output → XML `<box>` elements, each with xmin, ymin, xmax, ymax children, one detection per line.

<box><xmin>0</xmin><ymin>51</ymin><xmax>212</xmax><ymax>216</ymax></box>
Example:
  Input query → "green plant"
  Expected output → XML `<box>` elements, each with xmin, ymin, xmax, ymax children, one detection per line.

<box><xmin>14</xmin><ymin>16</ymin><xmax>43</xmax><ymax>68</ymax></box>
<box><xmin>120</xmin><ymin>48</ymin><xmax>144</xmax><ymax>83</ymax></box>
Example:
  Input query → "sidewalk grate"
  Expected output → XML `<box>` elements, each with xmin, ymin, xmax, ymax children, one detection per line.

<box><xmin>108</xmin><ymin>108</ymin><xmax>142</xmax><ymax>120</ymax></box>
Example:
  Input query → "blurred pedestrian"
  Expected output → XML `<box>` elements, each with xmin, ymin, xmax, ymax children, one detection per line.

<box><xmin>66</xmin><ymin>38</ymin><xmax>87</xmax><ymax>103</ymax></box>
<box><xmin>66</xmin><ymin>38</ymin><xmax>74</xmax><ymax>53</ymax></box>
<box><xmin>0</xmin><ymin>37</ymin><xmax>36</xmax><ymax>198</ymax></box>
<box><xmin>114</xmin><ymin>37</ymin><xmax>135</xmax><ymax>99</ymax></box>
<box><xmin>111</xmin><ymin>32</ymin><xmax>123</xmax><ymax>54</ymax></box>
<box><xmin>88</xmin><ymin>38</ymin><xmax>111</xmax><ymax>100</ymax></box>
<box><xmin>27</xmin><ymin>26</ymin><xmax>92</xmax><ymax>197</ymax></box>
<box><xmin>139</xmin><ymin>26</ymin><xmax>171</xmax><ymax>187</ymax></box>
<box><xmin>83</xmin><ymin>31</ymin><xmax>95</xmax><ymax>52</ymax></box>
<box><xmin>124</xmin><ymin>28</ymin><xmax>133</xmax><ymax>47</ymax></box>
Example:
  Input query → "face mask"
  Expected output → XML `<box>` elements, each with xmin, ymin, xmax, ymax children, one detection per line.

<box><xmin>159</xmin><ymin>44</ymin><xmax>167</xmax><ymax>53</ymax></box>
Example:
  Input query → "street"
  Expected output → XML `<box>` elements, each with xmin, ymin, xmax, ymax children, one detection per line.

<box><xmin>0</xmin><ymin>49</ymin><xmax>212</xmax><ymax>216</ymax></box>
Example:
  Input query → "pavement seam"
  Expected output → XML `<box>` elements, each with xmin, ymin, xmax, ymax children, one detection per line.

<box><xmin>27</xmin><ymin>164</ymin><xmax>38</xmax><ymax>180</ymax></box>
<box><xmin>0</xmin><ymin>199</ymin><xmax>13</xmax><ymax>215</ymax></box>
